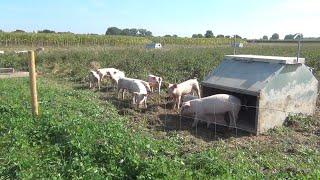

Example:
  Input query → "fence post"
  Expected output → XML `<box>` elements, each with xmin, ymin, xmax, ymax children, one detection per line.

<box><xmin>28</xmin><ymin>50</ymin><xmax>39</xmax><ymax>116</ymax></box>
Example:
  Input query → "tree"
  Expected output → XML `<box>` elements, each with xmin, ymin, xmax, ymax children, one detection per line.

<box><xmin>192</xmin><ymin>34</ymin><xmax>204</xmax><ymax>38</ymax></box>
<box><xmin>172</xmin><ymin>34</ymin><xmax>178</xmax><ymax>38</ymax></box>
<box><xmin>234</xmin><ymin>35</ymin><xmax>242</xmax><ymax>39</ymax></box>
<box><xmin>294</xmin><ymin>33</ymin><xmax>303</xmax><ymax>40</ymax></box>
<box><xmin>270</xmin><ymin>33</ymin><xmax>279</xmax><ymax>40</ymax></box>
<box><xmin>137</xmin><ymin>29</ymin><xmax>147</xmax><ymax>36</ymax></box>
<box><xmin>145</xmin><ymin>31</ymin><xmax>152</xmax><ymax>36</ymax></box>
<box><xmin>38</xmin><ymin>29</ymin><xmax>55</xmax><ymax>33</ymax></box>
<box><xmin>164</xmin><ymin>35</ymin><xmax>171</xmax><ymax>37</ymax></box>
<box><xmin>120</xmin><ymin>28</ymin><xmax>130</xmax><ymax>36</ymax></box>
<box><xmin>284</xmin><ymin>34</ymin><xmax>294</xmax><ymax>40</ymax></box>
<box><xmin>13</xmin><ymin>29</ymin><xmax>25</xmax><ymax>33</ymax></box>
<box><xmin>57</xmin><ymin>31</ymin><xmax>74</xmax><ymax>34</ymax></box>
<box><xmin>262</xmin><ymin>35</ymin><xmax>268</xmax><ymax>40</ymax></box>
<box><xmin>216</xmin><ymin>34</ymin><xmax>224</xmax><ymax>38</ymax></box>
<box><xmin>205</xmin><ymin>30</ymin><xmax>214</xmax><ymax>38</ymax></box>
<box><xmin>129</xmin><ymin>28</ymin><xmax>138</xmax><ymax>36</ymax></box>
<box><xmin>192</xmin><ymin>34</ymin><xmax>198</xmax><ymax>38</ymax></box>
<box><xmin>106</xmin><ymin>27</ymin><xmax>152</xmax><ymax>36</ymax></box>
<box><xmin>105</xmin><ymin>27</ymin><xmax>122</xmax><ymax>35</ymax></box>
<box><xmin>225</xmin><ymin>35</ymin><xmax>230</xmax><ymax>38</ymax></box>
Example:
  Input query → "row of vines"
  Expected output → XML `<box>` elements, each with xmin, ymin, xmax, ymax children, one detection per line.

<box><xmin>0</xmin><ymin>32</ymin><xmax>243</xmax><ymax>47</ymax></box>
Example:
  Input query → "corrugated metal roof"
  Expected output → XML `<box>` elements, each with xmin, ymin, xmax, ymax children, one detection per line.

<box><xmin>225</xmin><ymin>55</ymin><xmax>305</xmax><ymax>64</ymax></box>
<box><xmin>202</xmin><ymin>58</ymin><xmax>285</xmax><ymax>95</ymax></box>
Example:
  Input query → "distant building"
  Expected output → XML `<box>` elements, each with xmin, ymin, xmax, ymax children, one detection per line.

<box><xmin>146</xmin><ymin>43</ymin><xmax>162</xmax><ymax>49</ymax></box>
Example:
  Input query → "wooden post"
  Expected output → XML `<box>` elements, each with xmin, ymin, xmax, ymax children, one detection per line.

<box><xmin>28</xmin><ymin>50</ymin><xmax>39</xmax><ymax>116</ymax></box>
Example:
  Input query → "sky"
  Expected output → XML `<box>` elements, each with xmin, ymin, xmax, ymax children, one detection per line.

<box><xmin>0</xmin><ymin>0</ymin><xmax>319</xmax><ymax>39</ymax></box>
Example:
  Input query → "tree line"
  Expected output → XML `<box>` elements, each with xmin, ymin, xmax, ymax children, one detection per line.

<box><xmin>262</xmin><ymin>33</ymin><xmax>303</xmax><ymax>40</ymax></box>
<box><xmin>105</xmin><ymin>27</ymin><xmax>152</xmax><ymax>37</ymax></box>
<box><xmin>192</xmin><ymin>30</ymin><xmax>242</xmax><ymax>39</ymax></box>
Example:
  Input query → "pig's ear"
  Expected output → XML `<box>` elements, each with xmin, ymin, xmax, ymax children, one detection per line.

<box><xmin>172</xmin><ymin>84</ymin><xmax>177</xmax><ymax>88</ymax></box>
<box><xmin>182</xmin><ymin>101</ymin><xmax>191</xmax><ymax>107</ymax></box>
<box><xmin>181</xmin><ymin>102</ymin><xmax>191</xmax><ymax>111</ymax></box>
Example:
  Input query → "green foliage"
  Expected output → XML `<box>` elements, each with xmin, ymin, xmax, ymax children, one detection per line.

<box><xmin>192</xmin><ymin>34</ymin><xmax>204</xmax><ymax>38</ymax></box>
<box><xmin>285</xmin><ymin>114</ymin><xmax>319</xmax><ymax>132</ymax></box>
<box><xmin>284</xmin><ymin>34</ymin><xmax>295</xmax><ymax>40</ymax></box>
<box><xmin>1</xmin><ymin>78</ymin><xmax>319</xmax><ymax>179</ymax></box>
<box><xmin>1</xmin><ymin>43</ymin><xmax>320</xmax><ymax>178</ymax></box>
<box><xmin>105</xmin><ymin>27</ymin><xmax>152</xmax><ymax>37</ymax></box>
<box><xmin>216</xmin><ymin>34</ymin><xmax>224</xmax><ymax>38</ymax></box>
<box><xmin>205</xmin><ymin>30</ymin><xmax>214</xmax><ymax>38</ymax></box>
<box><xmin>105</xmin><ymin>27</ymin><xmax>122</xmax><ymax>35</ymax></box>
<box><xmin>271</xmin><ymin>33</ymin><xmax>280</xmax><ymax>40</ymax></box>
<box><xmin>0</xmin><ymin>32</ymin><xmax>236</xmax><ymax>47</ymax></box>
<box><xmin>38</xmin><ymin>29</ymin><xmax>56</xmax><ymax>34</ymax></box>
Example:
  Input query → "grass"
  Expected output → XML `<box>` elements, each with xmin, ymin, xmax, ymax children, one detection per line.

<box><xmin>1</xmin><ymin>43</ymin><xmax>320</xmax><ymax>83</ymax></box>
<box><xmin>1</xmin><ymin>77</ymin><xmax>319</xmax><ymax>179</ymax></box>
<box><xmin>1</xmin><ymin>43</ymin><xmax>320</xmax><ymax>178</ymax></box>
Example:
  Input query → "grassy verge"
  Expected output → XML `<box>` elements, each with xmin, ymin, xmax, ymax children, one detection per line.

<box><xmin>1</xmin><ymin>77</ymin><xmax>319</xmax><ymax>179</ymax></box>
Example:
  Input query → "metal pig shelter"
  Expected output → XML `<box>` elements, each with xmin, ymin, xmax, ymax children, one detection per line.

<box><xmin>202</xmin><ymin>55</ymin><xmax>318</xmax><ymax>134</ymax></box>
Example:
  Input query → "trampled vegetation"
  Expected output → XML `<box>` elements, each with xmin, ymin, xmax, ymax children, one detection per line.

<box><xmin>1</xmin><ymin>43</ymin><xmax>320</xmax><ymax>178</ymax></box>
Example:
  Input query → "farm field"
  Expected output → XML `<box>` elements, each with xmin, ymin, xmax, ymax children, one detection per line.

<box><xmin>1</xmin><ymin>43</ymin><xmax>320</xmax><ymax>178</ymax></box>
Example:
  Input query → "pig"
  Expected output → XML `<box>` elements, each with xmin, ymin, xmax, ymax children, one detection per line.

<box><xmin>97</xmin><ymin>68</ymin><xmax>125</xmax><ymax>90</ymax></box>
<box><xmin>147</xmin><ymin>74</ymin><xmax>163</xmax><ymax>94</ymax></box>
<box><xmin>181</xmin><ymin>94</ymin><xmax>241</xmax><ymax>128</ymax></box>
<box><xmin>109</xmin><ymin>70</ymin><xmax>126</xmax><ymax>85</ymax></box>
<box><xmin>117</xmin><ymin>77</ymin><xmax>149</xmax><ymax>108</ymax></box>
<box><xmin>182</xmin><ymin>94</ymin><xmax>199</xmax><ymax>103</ymax></box>
<box><xmin>110</xmin><ymin>72</ymin><xmax>151</xmax><ymax>97</ymax></box>
<box><xmin>168</xmin><ymin>79</ymin><xmax>201</xmax><ymax>109</ymax></box>
<box><xmin>88</xmin><ymin>70</ymin><xmax>101</xmax><ymax>90</ymax></box>
<box><xmin>97</xmin><ymin>68</ymin><xmax>123</xmax><ymax>81</ymax></box>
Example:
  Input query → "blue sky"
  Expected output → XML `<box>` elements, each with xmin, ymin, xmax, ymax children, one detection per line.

<box><xmin>1</xmin><ymin>0</ymin><xmax>319</xmax><ymax>38</ymax></box>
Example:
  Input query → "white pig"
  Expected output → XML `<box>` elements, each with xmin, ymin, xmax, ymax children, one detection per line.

<box><xmin>117</xmin><ymin>77</ymin><xmax>148</xmax><ymax>108</ymax></box>
<box><xmin>168</xmin><ymin>79</ymin><xmax>201</xmax><ymax>109</ymax></box>
<box><xmin>97</xmin><ymin>68</ymin><xmax>123</xmax><ymax>81</ymax></box>
<box><xmin>109</xmin><ymin>70</ymin><xmax>126</xmax><ymax>85</ymax></box>
<box><xmin>181</xmin><ymin>94</ymin><xmax>241</xmax><ymax>128</ymax></box>
<box><xmin>182</xmin><ymin>94</ymin><xmax>199</xmax><ymax>103</ymax></box>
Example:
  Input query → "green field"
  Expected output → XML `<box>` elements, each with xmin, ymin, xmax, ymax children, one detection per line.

<box><xmin>0</xmin><ymin>32</ymin><xmax>239</xmax><ymax>47</ymax></box>
<box><xmin>1</xmin><ymin>43</ymin><xmax>320</xmax><ymax>179</ymax></box>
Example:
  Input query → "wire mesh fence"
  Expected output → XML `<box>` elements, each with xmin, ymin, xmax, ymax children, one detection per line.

<box><xmin>89</xmin><ymin>82</ymin><xmax>311</xmax><ymax>140</ymax></box>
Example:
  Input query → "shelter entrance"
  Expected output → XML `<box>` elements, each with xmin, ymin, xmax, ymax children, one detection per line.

<box><xmin>202</xmin><ymin>86</ymin><xmax>258</xmax><ymax>133</ymax></box>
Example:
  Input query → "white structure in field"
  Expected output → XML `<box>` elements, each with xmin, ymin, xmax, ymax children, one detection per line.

<box><xmin>146</xmin><ymin>43</ymin><xmax>162</xmax><ymax>49</ymax></box>
<box><xmin>231</xmin><ymin>42</ymin><xmax>244</xmax><ymax>48</ymax></box>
